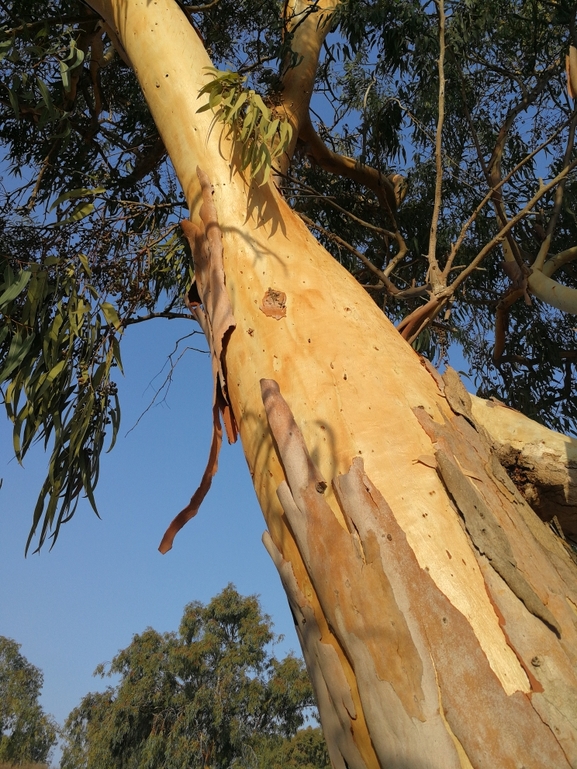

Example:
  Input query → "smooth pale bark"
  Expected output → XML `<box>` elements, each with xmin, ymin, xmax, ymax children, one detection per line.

<box><xmin>88</xmin><ymin>2</ymin><xmax>577</xmax><ymax>766</ymax></box>
<box><xmin>527</xmin><ymin>267</ymin><xmax>577</xmax><ymax>314</ymax></box>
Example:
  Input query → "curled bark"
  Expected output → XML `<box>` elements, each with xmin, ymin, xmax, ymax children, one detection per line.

<box><xmin>159</xmin><ymin>168</ymin><xmax>237</xmax><ymax>553</ymax></box>
<box><xmin>567</xmin><ymin>46</ymin><xmax>577</xmax><ymax>100</ymax></box>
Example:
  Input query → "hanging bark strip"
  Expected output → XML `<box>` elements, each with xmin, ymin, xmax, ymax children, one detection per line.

<box><xmin>260</xmin><ymin>376</ymin><xmax>577</xmax><ymax>768</ymax></box>
<box><xmin>159</xmin><ymin>168</ymin><xmax>237</xmax><ymax>553</ymax></box>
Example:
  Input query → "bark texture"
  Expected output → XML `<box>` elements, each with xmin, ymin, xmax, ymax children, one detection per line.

<box><xmin>88</xmin><ymin>2</ymin><xmax>577</xmax><ymax>766</ymax></box>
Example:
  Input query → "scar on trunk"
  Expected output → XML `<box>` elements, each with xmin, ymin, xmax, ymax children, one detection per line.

<box><xmin>260</xmin><ymin>287</ymin><xmax>287</xmax><ymax>319</ymax></box>
<box><xmin>159</xmin><ymin>167</ymin><xmax>237</xmax><ymax>553</ymax></box>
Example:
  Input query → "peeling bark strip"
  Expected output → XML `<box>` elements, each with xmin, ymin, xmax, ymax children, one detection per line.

<box><xmin>435</xmin><ymin>449</ymin><xmax>561</xmax><ymax>637</ymax></box>
<box><xmin>159</xmin><ymin>168</ymin><xmax>237</xmax><ymax>553</ymax></box>
<box><xmin>415</xmin><ymin>385</ymin><xmax>569</xmax><ymax>638</ymax></box>
<box><xmin>263</xmin><ymin>531</ymin><xmax>368</xmax><ymax>769</ymax></box>
<box><xmin>184</xmin><ymin>167</ymin><xmax>237</xmax><ymax>433</ymax></box>
<box><xmin>261</xmin><ymin>378</ymin><xmax>572</xmax><ymax>769</ymax></box>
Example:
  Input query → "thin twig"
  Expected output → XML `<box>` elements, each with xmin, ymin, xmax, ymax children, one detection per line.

<box><xmin>125</xmin><ymin>333</ymin><xmax>208</xmax><ymax>438</ymax></box>
<box><xmin>427</xmin><ymin>0</ymin><xmax>446</xmax><ymax>291</ymax></box>
<box><xmin>299</xmin><ymin>211</ymin><xmax>429</xmax><ymax>299</ymax></box>
<box><xmin>533</xmin><ymin>110</ymin><xmax>577</xmax><ymax>270</ymax></box>
<box><xmin>123</xmin><ymin>311</ymin><xmax>197</xmax><ymax>326</ymax></box>
<box><xmin>285</xmin><ymin>175</ymin><xmax>395</xmax><ymax>236</ymax></box>
<box><xmin>383</xmin><ymin>241</ymin><xmax>409</xmax><ymax>277</ymax></box>
<box><xmin>282</xmin><ymin>173</ymin><xmax>408</xmax><ymax>269</ymax></box>
<box><xmin>451</xmin><ymin>158</ymin><xmax>577</xmax><ymax>293</ymax></box>
<box><xmin>183</xmin><ymin>0</ymin><xmax>222</xmax><ymax>11</ymax></box>
<box><xmin>298</xmin><ymin>212</ymin><xmax>396</xmax><ymax>291</ymax></box>
<box><xmin>443</xmin><ymin>115</ymin><xmax>576</xmax><ymax>279</ymax></box>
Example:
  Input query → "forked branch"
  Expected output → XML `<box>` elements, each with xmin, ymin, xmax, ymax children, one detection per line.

<box><xmin>277</xmin><ymin>0</ymin><xmax>404</xmax><ymax>213</ymax></box>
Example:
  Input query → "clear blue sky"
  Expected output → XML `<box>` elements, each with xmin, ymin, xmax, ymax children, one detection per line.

<box><xmin>0</xmin><ymin>316</ymin><xmax>301</xmax><ymax>752</ymax></box>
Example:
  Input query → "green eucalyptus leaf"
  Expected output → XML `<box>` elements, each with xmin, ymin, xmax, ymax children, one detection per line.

<box><xmin>7</xmin><ymin>87</ymin><xmax>19</xmax><ymax>118</ymax></box>
<box><xmin>49</xmin><ymin>187</ymin><xmax>105</xmax><ymax>211</ymax></box>
<box><xmin>36</xmin><ymin>77</ymin><xmax>52</xmax><ymax>108</ymax></box>
<box><xmin>0</xmin><ymin>36</ymin><xmax>13</xmax><ymax>62</ymax></box>
<box><xmin>0</xmin><ymin>269</ymin><xmax>31</xmax><ymax>307</ymax></box>
<box><xmin>0</xmin><ymin>332</ymin><xmax>35</xmax><ymax>385</ymax></box>
<box><xmin>55</xmin><ymin>201</ymin><xmax>95</xmax><ymax>226</ymax></box>
<box><xmin>100</xmin><ymin>302</ymin><xmax>122</xmax><ymax>330</ymax></box>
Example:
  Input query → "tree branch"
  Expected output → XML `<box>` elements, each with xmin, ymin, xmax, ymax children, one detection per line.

<box><xmin>123</xmin><ymin>311</ymin><xmax>197</xmax><ymax>326</ymax></box>
<box><xmin>533</xmin><ymin>110</ymin><xmax>577</xmax><ymax>271</ymax></box>
<box><xmin>284</xmin><ymin>173</ymin><xmax>409</xmax><ymax>272</ymax></box>
<box><xmin>277</xmin><ymin>0</ymin><xmax>336</xmax><ymax>172</ymax></box>
<box><xmin>451</xmin><ymin>159</ymin><xmax>577</xmax><ymax>294</ymax></box>
<box><xmin>542</xmin><ymin>245</ymin><xmax>577</xmax><ymax>278</ymax></box>
<box><xmin>297</xmin><ymin>119</ymin><xmax>405</xmax><ymax>213</ymax></box>
<box><xmin>443</xmin><ymin>107</ymin><xmax>576</xmax><ymax>280</ymax></box>
<box><xmin>298</xmin><ymin>211</ymin><xmax>402</xmax><ymax>295</ymax></box>
<box><xmin>399</xmin><ymin>159</ymin><xmax>577</xmax><ymax>340</ymax></box>
<box><xmin>527</xmin><ymin>268</ymin><xmax>577</xmax><ymax>314</ymax></box>
<box><xmin>484</xmin><ymin>64</ymin><xmax>560</xmax><ymax>270</ymax></box>
<box><xmin>277</xmin><ymin>0</ymin><xmax>404</xmax><ymax>213</ymax></box>
<box><xmin>427</xmin><ymin>0</ymin><xmax>446</xmax><ymax>292</ymax></box>
<box><xmin>285</xmin><ymin>175</ymin><xmax>394</xmax><ymax>235</ymax></box>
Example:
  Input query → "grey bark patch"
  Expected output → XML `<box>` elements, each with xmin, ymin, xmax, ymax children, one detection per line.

<box><xmin>442</xmin><ymin>366</ymin><xmax>474</xmax><ymax>424</ymax></box>
<box><xmin>435</xmin><ymin>448</ymin><xmax>561</xmax><ymax>637</ymax></box>
<box><xmin>263</xmin><ymin>531</ymin><xmax>366</xmax><ymax>769</ymax></box>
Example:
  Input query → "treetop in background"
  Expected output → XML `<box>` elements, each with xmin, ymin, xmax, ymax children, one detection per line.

<box><xmin>0</xmin><ymin>636</ymin><xmax>57</xmax><ymax>766</ymax></box>
<box><xmin>60</xmin><ymin>585</ymin><xmax>327</xmax><ymax>769</ymax></box>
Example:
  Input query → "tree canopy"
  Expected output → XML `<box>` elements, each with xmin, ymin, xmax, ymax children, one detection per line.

<box><xmin>0</xmin><ymin>636</ymin><xmax>57</xmax><ymax>766</ymax></box>
<box><xmin>1</xmin><ymin>0</ymin><xmax>577</xmax><ymax>547</ymax></box>
<box><xmin>59</xmin><ymin>585</ymin><xmax>327</xmax><ymax>769</ymax></box>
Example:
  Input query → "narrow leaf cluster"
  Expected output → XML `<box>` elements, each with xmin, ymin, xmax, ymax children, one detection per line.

<box><xmin>0</xmin><ymin>246</ymin><xmax>122</xmax><ymax>552</ymax></box>
<box><xmin>198</xmin><ymin>68</ymin><xmax>293</xmax><ymax>184</ymax></box>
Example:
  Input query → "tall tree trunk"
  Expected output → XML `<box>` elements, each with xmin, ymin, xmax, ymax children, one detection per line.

<box><xmin>89</xmin><ymin>2</ymin><xmax>577</xmax><ymax>766</ymax></box>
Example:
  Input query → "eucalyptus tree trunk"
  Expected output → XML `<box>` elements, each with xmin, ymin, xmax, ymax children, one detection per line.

<box><xmin>88</xmin><ymin>2</ymin><xmax>577</xmax><ymax>767</ymax></box>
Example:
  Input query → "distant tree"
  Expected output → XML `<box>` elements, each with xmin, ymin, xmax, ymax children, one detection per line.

<box><xmin>0</xmin><ymin>637</ymin><xmax>57</xmax><ymax>766</ymax></box>
<box><xmin>253</xmin><ymin>726</ymin><xmax>330</xmax><ymax>769</ymax></box>
<box><xmin>60</xmin><ymin>585</ymin><xmax>323</xmax><ymax>769</ymax></box>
